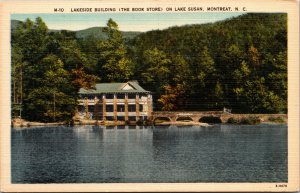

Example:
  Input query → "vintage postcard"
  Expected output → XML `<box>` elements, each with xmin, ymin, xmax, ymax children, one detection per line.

<box><xmin>0</xmin><ymin>0</ymin><xmax>299</xmax><ymax>192</ymax></box>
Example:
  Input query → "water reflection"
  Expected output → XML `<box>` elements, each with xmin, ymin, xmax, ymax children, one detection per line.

<box><xmin>12</xmin><ymin>124</ymin><xmax>287</xmax><ymax>183</ymax></box>
<box><xmin>12</xmin><ymin>127</ymin><xmax>81</xmax><ymax>183</ymax></box>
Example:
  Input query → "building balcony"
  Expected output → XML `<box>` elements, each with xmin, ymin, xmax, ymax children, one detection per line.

<box><xmin>79</xmin><ymin>98</ymin><xmax>151</xmax><ymax>105</ymax></box>
<box><xmin>104</xmin><ymin>112</ymin><xmax>148</xmax><ymax>117</ymax></box>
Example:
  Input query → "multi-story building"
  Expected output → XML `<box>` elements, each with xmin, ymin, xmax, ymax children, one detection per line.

<box><xmin>77</xmin><ymin>81</ymin><xmax>152</xmax><ymax>122</ymax></box>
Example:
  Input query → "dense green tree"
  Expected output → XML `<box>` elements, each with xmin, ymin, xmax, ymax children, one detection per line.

<box><xmin>140</xmin><ymin>48</ymin><xmax>172</xmax><ymax>108</ymax></box>
<box><xmin>156</xmin><ymin>54</ymin><xmax>192</xmax><ymax>110</ymax></box>
<box><xmin>158</xmin><ymin>84</ymin><xmax>186</xmax><ymax>111</ymax></box>
<box><xmin>78</xmin><ymin>35</ymin><xmax>101</xmax><ymax>74</ymax></box>
<box><xmin>24</xmin><ymin>55</ymin><xmax>77</xmax><ymax>121</ymax></box>
<box><xmin>141</xmin><ymin>48</ymin><xmax>171</xmax><ymax>85</ymax></box>
<box><xmin>242</xmin><ymin>78</ymin><xmax>286</xmax><ymax>113</ymax></box>
<box><xmin>213</xmin><ymin>81</ymin><xmax>224</xmax><ymax>109</ymax></box>
<box><xmin>11</xmin><ymin>13</ymin><xmax>288</xmax><ymax>120</ymax></box>
<box><xmin>11</xmin><ymin>47</ymin><xmax>24</xmax><ymax>118</ymax></box>
<box><xmin>11</xmin><ymin>17</ymin><xmax>51</xmax><ymax>119</ymax></box>
<box><xmin>132</xmin><ymin>13</ymin><xmax>287</xmax><ymax>113</ymax></box>
<box><xmin>11</xmin><ymin>17</ymin><xmax>97</xmax><ymax>122</ymax></box>
<box><xmin>98</xmin><ymin>19</ymin><xmax>133</xmax><ymax>82</ymax></box>
<box><xmin>49</xmin><ymin>31</ymin><xmax>99</xmax><ymax>89</ymax></box>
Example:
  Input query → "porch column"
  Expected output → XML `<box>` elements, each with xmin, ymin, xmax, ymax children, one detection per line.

<box><xmin>113</xmin><ymin>94</ymin><xmax>117</xmax><ymax>121</ymax></box>
<box><xmin>125</xmin><ymin>93</ymin><xmax>129</xmax><ymax>121</ymax></box>
<box><xmin>135</xmin><ymin>94</ymin><xmax>140</xmax><ymax>121</ymax></box>
<box><xmin>147</xmin><ymin>94</ymin><xmax>152</xmax><ymax>120</ymax></box>
<box><xmin>94</xmin><ymin>97</ymin><xmax>100</xmax><ymax>121</ymax></box>
<box><xmin>84</xmin><ymin>97</ymin><xmax>89</xmax><ymax>119</ymax></box>
<box><xmin>102</xmin><ymin>94</ymin><xmax>106</xmax><ymax>121</ymax></box>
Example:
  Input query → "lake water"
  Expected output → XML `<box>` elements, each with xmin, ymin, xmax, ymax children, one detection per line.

<box><xmin>11</xmin><ymin>124</ymin><xmax>287</xmax><ymax>183</ymax></box>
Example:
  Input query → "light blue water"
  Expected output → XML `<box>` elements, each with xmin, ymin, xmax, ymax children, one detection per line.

<box><xmin>11</xmin><ymin>124</ymin><xmax>287</xmax><ymax>183</ymax></box>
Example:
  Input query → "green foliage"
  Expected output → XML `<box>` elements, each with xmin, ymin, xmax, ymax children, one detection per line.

<box><xmin>227</xmin><ymin>117</ymin><xmax>239</xmax><ymax>124</ymax></box>
<box><xmin>23</xmin><ymin>54</ymin><xmax>79</xmax><ymax>122</ymax></box>
<box><xmin>240</xmin><ymin>116</ymin><xmax>261</xmax><ymax>125</ymax></box>
<box><xmin>158</xmin><ymin>84</ymin><xmax>186</xmax><ymax>111</ymax></box>
<box><xmin>268</xmin><ymin>116</ymin><xmax>285</xmax><ymax>123</ymax></box>
<box><xmin>11</xmin><ymin>17</ymin><xmax>96</xmax><ymax>122</ymax></box>
<box><xmin>131</xmin><ymin>13</ymin><xmax>287</xmax><ymax>113</ymax></box>
<box><xmin>227</xmin><ymin>116</ymin><xmax>261</xmax><ymax>125</ymax></box>
<box><xmin>193</xmin><ymin>46</ymin><xmax>216</xmax><ymax>87</ymax></box>
<box><xmin>11</xmin><ymin>13</ymin><xmax>287</xmax><ymax>122</ymax></box>
<box><xmin>11</xmin><ymin>46</ymin><xmax>24</xmax><ymax>117</ymax></box>
<box><xmin>98</xmin><ymin>19</ymin><xmax>133</xmax><ymax>82</ymax></box>
<box><xmin>170</xmin><ymin>53</ymin><xmax>192</xmax><ymax>85</ymax></box>
<box><xmin>141</xmin><ymin>48</ymin><xmax>171</xmax><ymax>84</ymax></box>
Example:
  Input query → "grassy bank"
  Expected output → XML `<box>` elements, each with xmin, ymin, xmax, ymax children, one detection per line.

<box><xmin>227</xmin><ymin>116</ymin><xmax>261</xmax><ymax>125</ymax></box>
<box><xmin>226</xmin><ymin>116</ymin><xmax>287</xmax><ymax>125</ymax></box>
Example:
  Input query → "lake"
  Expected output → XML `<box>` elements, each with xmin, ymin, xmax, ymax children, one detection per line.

<box><xmin>11</xmin><ymin>124</ymin><xmax>287</xmax><ymax>183</ymax></box>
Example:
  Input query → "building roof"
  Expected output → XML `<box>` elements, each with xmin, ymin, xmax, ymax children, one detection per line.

<box><xmin>79</xmin><ymin>81</ymin><xmax>151</xmax><ymax>94</ymax></box>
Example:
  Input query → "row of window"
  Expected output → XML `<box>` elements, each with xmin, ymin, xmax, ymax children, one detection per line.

<box><xmin>80</xmin><ymin>93</ymin><xmax>149</xmax><ymax>100</ymax></box>
<box><xmin>80</xmin><ymin>104</ymin><xmax>144</xmax><ymax>112</ymax></box>
<box><xmin>105</xmin><ymin>116</ymin><xmax>147</xmax><ymax>121</ymax></box>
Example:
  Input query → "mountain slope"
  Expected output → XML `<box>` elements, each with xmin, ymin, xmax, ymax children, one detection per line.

<box><xmin>11</xmin><ymin>20</ymin><xmax>23</xmax><ymax>31</ymax></box>
<box><xmin>131</xmin><ymin>13</ymin><xmax>286</xmax><ymax>57</ymax></box>
<box><xmin>75</xmin><ymin>26</ymin><xmax>141</xmax><ymax>39</ymax></box>
<box><xmin>11</xmin><ymin>19</ymin><xmax>141</xmax><ymax>40</ymax></box>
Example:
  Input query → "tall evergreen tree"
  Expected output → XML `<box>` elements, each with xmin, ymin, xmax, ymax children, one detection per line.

<box><xmin>11</xmin><ymin>17</ymin><xmax>97</xmax><ymax>121</ymax></box>
<box><xmin>98</xmin><ymin>19</ymin><xmax>133</xmax><ymax>82</ymax></box>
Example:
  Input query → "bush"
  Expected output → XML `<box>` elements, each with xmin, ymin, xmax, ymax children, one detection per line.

<box><xmin>268</xmin><ymin>116</ymin><xmax>285</xmax><ymax>123</ymax></box>
<box><xmin>240</xmin><ymin>116</ymin><xmax>261</xmax><ymax>125</ymax></box>
<box><xmin>227</xmin><ymin>117</ymin><xmax>239</xmax><ymax>124</ymax></box>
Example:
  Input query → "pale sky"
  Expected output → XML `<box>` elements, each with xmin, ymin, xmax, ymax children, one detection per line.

<box><xmin>11</xmin><ymin>13</ymin><xmax>244</xmax><ymax>32</ymax></box>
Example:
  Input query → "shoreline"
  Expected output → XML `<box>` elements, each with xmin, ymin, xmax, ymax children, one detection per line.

<box><xmin>12</xmin><ymin>113</ymin><xmax>287</xmax><ymax>128</ymax></box>
<box><xmin>11</xmin><ymin>118</ymin><xmax>287</xmax><ymax>128</ymax></box>
<box><xmin>154</xmin><ymin>121</ymin><xmax>211</xmax><ymax>127</ymax></box>
<box><xmin>11</xmin><ymin>120</ymin><xmax>67</xmax><ymax>128</ymax></box>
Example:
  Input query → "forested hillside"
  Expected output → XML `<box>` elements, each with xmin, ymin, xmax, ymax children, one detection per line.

<box><xmin>130</xmin><ymin>13</ymin><xmax>287</xmax><ymax>112</ymax></box>
<box><xmin>11</xmin><ymin>13</ymin><xmax>287</xmax><ymax>122</ymax></box>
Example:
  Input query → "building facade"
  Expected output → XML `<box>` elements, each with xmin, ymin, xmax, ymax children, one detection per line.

<box><xmin>77</xmin><ymin>81</ymin><xmax>152</xmax><ymax>122</ymax></box>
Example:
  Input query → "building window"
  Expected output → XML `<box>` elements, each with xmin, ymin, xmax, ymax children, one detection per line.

<box><xmin>88</xmin><ymin>105</ymin><xmax>94</xmax><ymax>113</ymax></box>
<box><xmin>117</xmin><ymin>105</ymin><xmax>125</xmax><ymax>112</ymax></box>
<box><xmin>106</xmin><ymin>94</ymin><xmax>114</xmax><ymax>99</ymax></box>
<box><xmin>117</xmin><ymin>116</ymin><xmax>125</xmax><ymax>121</ymax></box>
<box><xmin>97</xmin><ymin>105</ymin><xmax>103</xmax><ymax>111</ymax></box>
<box><xmin>128</xmin><ymin>105</ymin><xmax>136</xmax><ymax>112</ymax></box>
<box><xmin>106</xmin><ymin>116</ymin><xmax>114</xmax><ymax>121</ymax></box>
<box><xmin>106</xmin><ymin>105</ymin><xmax>113</xmax><ymax>112</ymax></box>
<box><xmin>128</xmin><ymin>93</ymin><xmax>136</xmax><ymax>99</ymax></box>
<box><xmin>140</xmin><ymin>116</ymin><xmax>146</xmax><ymax>121</ymax></box>
<box><xmin>128</xmin><ymin>116</ymin><xmax>136</xmax><ymax>121</ymax></box>
<box><xmin>117</xmin><ymin>93</ymin><xmax>125</xmax><ymax>99</ymax></box>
